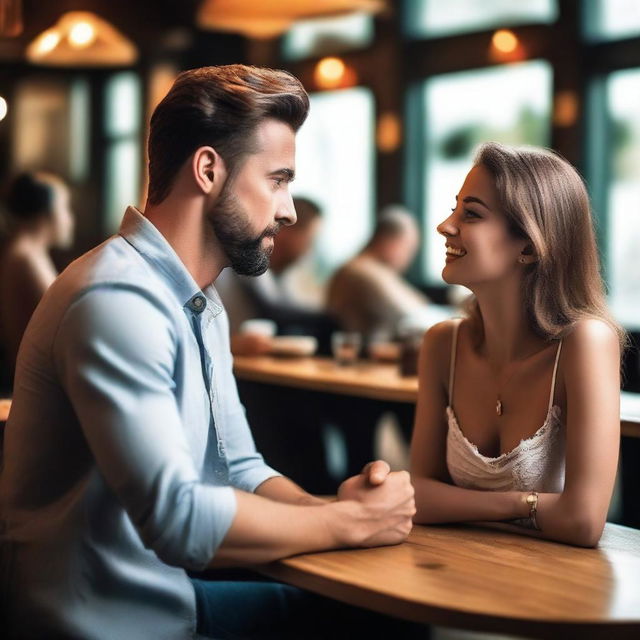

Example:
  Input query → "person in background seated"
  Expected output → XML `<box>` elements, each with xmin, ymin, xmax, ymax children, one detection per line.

<box><xmin>411</xmin><ymin>142</ymin><xmax>624</xmax><ymax>547</ymax></box>
<box><xmin>217</xmin><ymin>196</ymin><xmax>338</xmax><ymax>355</ymax></box>
<box><xmin>0</xmin><ymin>65</ymin><xmax>418</xmax><ymax>640</ymax></box>
<box><xmin>326</xmin><ymin>205</ymin><xmax>429</xmax><ymax>339</ymax></box>
<box><xmin>0</xmin><ymin>172</ymin><xmax>74</xmax><ymax>389</ymax></box>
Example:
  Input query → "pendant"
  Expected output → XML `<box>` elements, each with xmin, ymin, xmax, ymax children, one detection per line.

<box><xmin>496</xmin><ymin>399</ymin><xmax>503</xmax><ymax>416</ymax></box>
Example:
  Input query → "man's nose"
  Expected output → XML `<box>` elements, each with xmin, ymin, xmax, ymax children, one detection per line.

<box><xmin>277</xmin><ymin>195</ymin><xmax>297</xmax><ymax>227</ymax></box>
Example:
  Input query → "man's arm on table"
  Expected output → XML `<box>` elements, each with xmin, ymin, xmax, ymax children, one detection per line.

<box><xmin>213</xmin><ymin>464</ymin><xmax>415</xmax><ymax>566</ymax></box>
<box><xmin>56</xmin><ymin>287</ymin><xmax>414</xmax><ymax>570</ymax></box>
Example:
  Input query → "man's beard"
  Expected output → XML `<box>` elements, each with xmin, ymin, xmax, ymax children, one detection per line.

<box><xmin>208</xmin><ymin>184</ymin><xmax>280</xmax><ymax>277</ymax></box>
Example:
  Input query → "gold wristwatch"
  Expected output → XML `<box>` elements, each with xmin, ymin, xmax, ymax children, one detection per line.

<box><xmin>526</xmin><ymin>491</ymin><xmax>539</xmax><ymax>530</ymax></box>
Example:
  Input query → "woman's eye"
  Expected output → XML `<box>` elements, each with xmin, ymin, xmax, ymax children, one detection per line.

<box><xmin>464</xmin><ymin>209</ymin><xmax>480</xmax><ymax>219</ymax></box>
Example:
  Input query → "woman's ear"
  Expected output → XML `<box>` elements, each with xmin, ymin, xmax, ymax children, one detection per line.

<box><xmin>520</xmin><ymin>243</ymin><xmax>539</xmax><ymax>264</ymax></box>
<box><xmin>192</xmin><ymin>146</ymin><xmax>227</xmax><ymax>196</ymax></box>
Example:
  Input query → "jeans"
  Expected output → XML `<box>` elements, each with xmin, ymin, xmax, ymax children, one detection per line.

<box><xmin>191</xmin><ymin>577</ymin><xmax>429</xmax><ymax>639</ymax></box>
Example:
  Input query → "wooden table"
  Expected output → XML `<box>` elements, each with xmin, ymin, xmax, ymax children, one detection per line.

<box><xmin>234</xmin><ymin>356</ymin><xmax>640</xmax><ymax>438</ymax></box>
<box><xmin>233</xmin><ymin>355</ymin><xmax>418</xmax><ymax>403</ymax></box>
<box><xmin>260</xmin><ymin>523</ymin><xmax>640</xmax><ymax>639</ymax></box>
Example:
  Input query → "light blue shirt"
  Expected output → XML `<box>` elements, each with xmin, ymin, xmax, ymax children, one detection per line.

<box><xmin>0</xmin><ymin>207</ymin><xmax>280</xmax><ymax>639</ymax></box>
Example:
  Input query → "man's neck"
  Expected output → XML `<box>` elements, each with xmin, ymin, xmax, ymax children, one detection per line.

<box><xmin>143</xmin><ymin>196</ymin><xmax>227</xmax><ymax>289</ymax></box>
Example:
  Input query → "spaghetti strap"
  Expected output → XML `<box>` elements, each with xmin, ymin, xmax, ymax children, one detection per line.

<box><xmin>448</xmin><ymin>319</ymin><xmax>463</xmax><ymax>406</ymax></box>
<box><xmin>547</xmin><ymin>339</ymin><xmax>563</xmax><ymax>412</ymax></box>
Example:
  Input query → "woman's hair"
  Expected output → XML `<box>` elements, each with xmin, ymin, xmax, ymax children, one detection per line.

<box><xmin>465</xmin><ymin>142</ymin><xmax>626</xmax><ymax>351</ymax></box>
<box><xmin>4</xmin><ymin>172</ymin><xmax>56</xmax><ymax>222</ymax></box>
<box><xmin>147</xmin><ymin>64</ymin><xmax>310</xmax><ymax>205</ymax></box>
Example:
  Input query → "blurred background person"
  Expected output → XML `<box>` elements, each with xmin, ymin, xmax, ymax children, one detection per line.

<box><xmin>327</xmin><ymin>205</ymin><xmax>430</xmax><ymax>340</ymax></box>
<box><xmin>217</xmin><ymin>196</ymin><xmax>338</xmax><ymax>355</ymax></box>
<box><xmin>0</xmin><ymin>172</ymin><xmax>74</xmax><ymax>390</ymax></box>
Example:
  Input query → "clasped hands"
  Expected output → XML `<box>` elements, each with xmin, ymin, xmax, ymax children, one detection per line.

<box><xmin>335</xmin><ymin>460</ymin><xmax>416</xmax><ymax>547</ymax></box>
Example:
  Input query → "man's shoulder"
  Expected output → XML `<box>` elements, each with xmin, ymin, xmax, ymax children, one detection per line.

<box><xmin>59</xmin><ymin>235</ymin><xmax>166</xmax><ymax>297</ymax></box>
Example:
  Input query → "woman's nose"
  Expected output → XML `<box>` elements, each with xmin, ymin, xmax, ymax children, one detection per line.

<box><xmin>437</xmin><ymin>212</ymin><xmax>458</xmax><ymax>237</ymax></box>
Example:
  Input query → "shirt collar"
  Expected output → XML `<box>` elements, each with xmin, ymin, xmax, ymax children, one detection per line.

<box><xmin>118</xmin><ymin>206</ymin><xmax>223</xmax><ymax>317</ymax></box>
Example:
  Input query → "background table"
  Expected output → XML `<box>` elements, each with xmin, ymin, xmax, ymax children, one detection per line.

<box><xmin>260</xmin><ymin>523</ymin><xmax>640</xmax><ymax>639</ymax></box>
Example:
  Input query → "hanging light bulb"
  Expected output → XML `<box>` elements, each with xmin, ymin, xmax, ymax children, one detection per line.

<box><xmin>26</xmin><ymin>12</ymin><xmax>137</xmax><ymax>67</ymax></box>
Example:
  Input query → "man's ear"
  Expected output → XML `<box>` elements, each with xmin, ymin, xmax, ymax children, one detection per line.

<box><xmin>192</xmin><ymin>146</ymin><xmax>227</xmax><ymax>196</ymax></box>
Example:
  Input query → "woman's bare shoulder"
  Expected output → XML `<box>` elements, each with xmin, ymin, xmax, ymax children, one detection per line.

<box><xmin>563</xmin><ymin>318</ymin><xmax>619</xmax><ymax>353</ymax></box>
<box><xmin>422</xmin><ymin>317</ymin><xmax>466</xmax><ymax>364</ymax></box>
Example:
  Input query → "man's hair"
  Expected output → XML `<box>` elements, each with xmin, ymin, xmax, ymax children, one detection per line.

<box><xmin>292</xmin><ymin>196</ymin><xmax>322</xmax><ymax>227</ymax></box>
<box><xmin>147</xmin><ymin>65</ymin><xmax>310</xmax><ymax>205</ymax></box>
<box><xmin>371</xmin><ymin>205</ymin><xmax>417</xmax><ymax>241</ymax></box>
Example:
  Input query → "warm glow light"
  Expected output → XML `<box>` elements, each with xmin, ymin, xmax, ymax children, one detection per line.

<box><xmin>69</xmin><ymin>20</ymin><xmax>96</xmax><ymax>48</ymax></box>
<box><xmin>0</xmin><ymin>96</ymin><xmax>8</xmax><ymax>121</ymax></box>
<box><xmin>553</xmin><ymin>90</ymin><xmax>579</xmax><ymax>127</ymax></box>
<box><xmin>318</xmin><ymin>57</ymin><xmax>345</xmax><ymax>82</ymax></box>
<box><xmin>36</xmin><ymin>29</ymin><xmax>61</xmax><ymax>54</ymax></box>
<box><xmin>26</xmin><ymin>12</ymin><xmax>138</xmax><ymax>67</ymax></box>
<box><xmin>376</xmin><ymin>112</ymin><xmax>401</xmax><ymax>152</ymax></box>
<box><xmin>492</xmin><ymin>29</ymin><xmax>518</xmax><ymax>53</ymax></box>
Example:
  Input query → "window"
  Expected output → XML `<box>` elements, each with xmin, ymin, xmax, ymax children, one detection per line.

<box><xmin>414</xmin><ymin>60</ymin><xmax>552</xmax><ymax>283</ymax></box>
<box><xmin>104</xmin><ymin>72</ymin><xmax>142</xmax><ymax>233</ymax></box>
<box><xmin>283</xmin><ymin>13</ymin><xmax>373</xmax><ymax>61</ymax></box>
<box><xmin>406</xmin><ymin>0</ymin><xmax>557</xmax><ymax>39</ymax></box>
<box><xmin>584</xmin><ymin>0</ymin><xmax>640</xmax><ymax>41</ymax></box>
<box><xmin>604</xmin><ymin>68</ymin><xmax>640</xmax><ymax>326</ymax></box>
<box><xmin>291</xmin><ymin>86</ymin><xmax>375</xmax><ymax>278</ymax></box>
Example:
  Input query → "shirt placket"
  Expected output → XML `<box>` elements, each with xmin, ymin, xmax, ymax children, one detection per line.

<box><xmin>187</xmin><ymin>295</ymin><xmax>226</xmax><ymax>461</ymax></box>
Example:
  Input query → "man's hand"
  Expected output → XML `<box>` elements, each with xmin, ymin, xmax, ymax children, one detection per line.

<box><xmin>334</xmin><ymin>466</ymin><xmax>415</xmax><ymax>548</ymax></box>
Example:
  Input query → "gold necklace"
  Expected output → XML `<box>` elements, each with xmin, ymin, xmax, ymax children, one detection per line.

<box><xmin>494</xmin><ymin>362</ymin><xmax>519</xmax><ymax>417</ymax></box>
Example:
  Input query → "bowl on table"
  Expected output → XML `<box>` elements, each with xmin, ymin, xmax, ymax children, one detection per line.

<box><xmin>269</xmin><ymin>335</ymin><xmax>318</xmax><ymax>357</ymax></box>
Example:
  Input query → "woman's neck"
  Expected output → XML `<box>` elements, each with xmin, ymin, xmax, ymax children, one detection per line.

<box><xmin>472</xmin><ymin>279</ymin><xmax>545</xmax><ymax>368</ymax></box>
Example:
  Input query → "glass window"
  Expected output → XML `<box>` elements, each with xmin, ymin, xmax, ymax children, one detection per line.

<box><xmin>103</xmin><ymin>72</ymin><xmax>142</xmax><ymax>233</ymax></box>
<box><xmin>605</xmin><ymin>68</ymin><xmax>640</xmax><ymax>327</ymax></box>
<box><xmin>585</xmin><ymin>0</ymin><xmax>640</xmax><ymax>41</ymax></box>
<box><xmin>283</xmin><ymin>13</ymin><xmax>373</xmax><ymax>61</ymax></box>
<box><xmin>406</xmin><ymin>0</ymin><xmax>557</xmax><ymax>38</ymax></box>
<box><xmin>417</xmin><ymin>60</ymin><xmax>552</xmax><ymax>283</ymax></box>
<box><xmin>292</xmin><ymin>87</ymin><xmax>375</xmax><ymax>277</ymax></box>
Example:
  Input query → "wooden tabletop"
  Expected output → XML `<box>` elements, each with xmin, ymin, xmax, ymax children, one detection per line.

<box><xmin>259</xmin><ymin>523</ymin><xmax>640</xmax><ymax>639</ymax></box>
<box><xmin>233</xmin><ymin>355</ymin><xmax>419</xmax><ymax>403</ymax></box>
<box><xmin>234</xmin><ymin>356</ymin><xmax>640</xmax><ymax>437</ymax></box>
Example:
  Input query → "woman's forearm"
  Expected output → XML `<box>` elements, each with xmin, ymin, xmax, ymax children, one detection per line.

<box><xmin>413</xmin><ymin>476</ymin><xmax>605</xmax><ymax>547</ymax></box>
<box><xmin>412</xmin><ymin>476</ymin><xmax>528</xmax><ymax>523</ymax></box>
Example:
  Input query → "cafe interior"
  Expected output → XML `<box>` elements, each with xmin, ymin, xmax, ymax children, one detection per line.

<box><xmin>1</xmin><ymin>0</ymin><xmax>640</xmax><ymax>637</ymax></box>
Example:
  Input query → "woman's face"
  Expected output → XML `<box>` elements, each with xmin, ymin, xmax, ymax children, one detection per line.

<box><xmin>436</xmin><ymin>164</ymin><xmax>529</xmax><ymax>289</ymax></box>
<box><xmin>49</xmin><ymin>181</ymin><xmax>75</xmax><ymax>249</ymax></box>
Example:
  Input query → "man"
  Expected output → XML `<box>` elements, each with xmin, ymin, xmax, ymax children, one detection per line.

<box><xmin>327</xmin><ymin>205</ymin><xmax>429</xmax><ymax>338</ymax></box>
<box><xmin>217</xmin><ymin>196</ymin><xmax>337</xmax><ymax>356</ymax></box>
<box><xmin>0</xmin><ymin>66</ymin><xmax>415</xmax><ymax>639</ymax></box>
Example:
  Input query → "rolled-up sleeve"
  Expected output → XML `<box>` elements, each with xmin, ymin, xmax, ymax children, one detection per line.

<box><xmin>52</xmin><ymin>285</ymin><xmax>236</xmax><ymax>570</ymax></box>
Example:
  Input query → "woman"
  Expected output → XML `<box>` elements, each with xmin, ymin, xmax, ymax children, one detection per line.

<box><xmin>0</xmin><ymin>172</ymin><xmax>74</xmax><ymax>387</ymax></box>
<box><xmin>410</xmin><ymin>142</ymin><xmax>624</xmax><ymax>547</ymax></box>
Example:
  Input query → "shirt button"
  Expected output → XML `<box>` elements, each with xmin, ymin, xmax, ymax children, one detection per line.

<box><xmin>189</xmin><ymin>295</ymin><xmax>206</xmax><ymax>313</ymax></box>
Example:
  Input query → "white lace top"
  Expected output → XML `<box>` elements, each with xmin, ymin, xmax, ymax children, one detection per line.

<box><xmin>446</xmin><ymin>320</ymin><xmax>565</xmax><ymax>493</ymax></box>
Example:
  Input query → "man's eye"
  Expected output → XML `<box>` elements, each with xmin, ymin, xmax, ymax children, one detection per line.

<box><xmin>273</xmin><ymin>178</ymin><xmax>284</xmax><ymax>188</ymax></box>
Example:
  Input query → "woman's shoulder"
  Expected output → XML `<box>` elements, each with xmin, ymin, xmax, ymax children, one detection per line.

<box><xmin>422</xmin><ymin>317</ymin><xmax>467</xmax><ymax>360</ymax></box>
<box><xmin>563</xmin><ymin>317</ymin><xmax>619</xmax><ymax>351</ymax></box>
<box><xmin>561</xmin><ymin>317</ymin><xmax>621</xmax><ymax>370</ymax></box>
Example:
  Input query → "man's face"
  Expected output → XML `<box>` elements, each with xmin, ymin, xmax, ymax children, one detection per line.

<box><xmin>207</xmin><ymin>119</ymin><xmax>297</xmax><ymax>276</ymax></box>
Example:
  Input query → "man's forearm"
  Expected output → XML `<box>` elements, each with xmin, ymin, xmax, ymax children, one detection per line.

<box><xmin>255</xmin><ymin>475</ymin><xmax>328</xmax><ymax>506</ymax></box>
<box><xmin>210</xmin><ymin>489</ymin><xmax>347</xmax><ymax>566</ymax></box>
